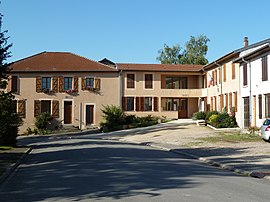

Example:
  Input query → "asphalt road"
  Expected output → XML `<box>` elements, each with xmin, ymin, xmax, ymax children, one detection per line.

<box><xmin>0</xmin><ymin>134</ymin><xmax>269</xmax><ymax>202</ymax></box>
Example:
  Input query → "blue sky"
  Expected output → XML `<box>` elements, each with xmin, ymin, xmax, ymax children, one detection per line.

<box><xmin>1</xmin><ymin>0</ymin><xmax>270</xmax><ymax>64</ymax></box>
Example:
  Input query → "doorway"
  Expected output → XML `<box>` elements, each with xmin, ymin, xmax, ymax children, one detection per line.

<box><xmin>178</xmin><ymin>99</ymin><xmax>188</xmax><ymax>118</ymax></box>
<box><xmin>64</xmin><ymin>101</ymin><xmax>72</xmax><ymax>124</ymax></box>
<box><xmin>86</xmin><ymin>105</ymin><xmax>94</xmax><ymax>125</ymax></box>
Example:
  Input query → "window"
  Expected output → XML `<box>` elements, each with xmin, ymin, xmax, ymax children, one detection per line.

<box><xmin>144</xmin><ymin>97</ymin><xmax>152</xmax><ymax>111</ymax></box>
<box><xmin>127</xmin><ymin>74</ymin><xmax>135</xmax><ymax>88</ymax></box>
<box><xmin>262</xmin><ymin>56</ymin><xmax>268</xmax><ymax>81</ymax></box>
<box><xmin>161</xmin><ymin>98</ymin><xmax>178</xmax><ymax>111</ymax></box>
<box><xmin>64</xmin><ymin>77</ymin><xmax>72</xmax><ymax>91</ymax></box>
<box><xmin>145</xmin><ymin>74</ymin><xmax>153</xmax><ymax>89</ymax></box>
<box><xmin>126</xmin><ymin>97</ymin><xmax>134</xmax><ymax>111</ymax></box>
<box><xmin>86</xmin><ymin>78</ymin><xmax>94</xmax><ymax>89</ymax></box>
<box><xmin>11</xmin><ymin>76</ymin><xmax>18</xmax><ymax>93</ymax></box>
<box><xmin>41</xmin><ymin>100</ymin><xmax>51</xmax><ymax>114</ymax></box>
<box><xmin>232</xmin><ymin>63</ymin><xmax>236</xmax><ymax>80</ymax></box>
<box><xmin>42</xmin><ymin>77</ymin><xmax>51</xmax><ymax>90</ymax></box>
<box><xmin>165</xmin><ymin>77</ymin><xmax>187</xmax><ymax>89</ymax></box>
<box><xmin>243</xmin><ymin>63</ymin><xmax>248</xmax><ymax>86</ymax></box>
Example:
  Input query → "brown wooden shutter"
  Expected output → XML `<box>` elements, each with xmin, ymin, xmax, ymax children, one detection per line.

<box><xmin>225</xmin><ymin>93</ymin><xmax>228</xmax><ymax>112</ymax></box>
<box><xmin>81</xmin><ymin>77</ymin><xmax>86</xmax><ymax>90</ymax></box>
<box><xmin>220</xmin><ymin>94</ymin><xmax>224</xmax><ymax>110</ymax></box>
<box><xmin>154</xmin><ymin>97</ymin><xmax>158</xmax><ymax>112</ymax></box>
<box><xmin>234</xmin><ymin>92</ymin><xmax>238</xmax><ymax>112</ymax></box>
<box><xmin>210</xmin><ymin>97</ymin><xmax>213</xmax><ymax>111</ymax></box>
<box><xmin>94</xmin><ymin>78</ymin><xmax>101</xmax><ymax>91</ymax></box>
<box><xmin>52</xmin><ymin>77</ymin><xmax>59</xmax><ymax>93</ymax></box>
<box><xmin>59</xmin><ymin>76</ymin><xmax>64</xmax><ymax>92</ymax></box>
<box><xmin>232</xmin><ymin>63</ymin><xmax>236</xmax><ymax>80</ymax></box>
<box><xmin>140</xmin><ymin>97</ymin><xmax>144</xmax><ymax>111</ymax></box>
<box><xmin>267</xmin><ymin>95</ymin><xmax>270</xmax><ymax>117</ymax></box>
<box><xmin>36</xmin><ymin>76</ymin><xmax>42</xmax><ymax>93</ymax></box>
<box><xmin>136</xmin><ymin>97</ymin><xmax>140</xmax><ymax>111</ymax></box>
<box><xmin>161</xmin><ymin>75</ymin><xmax>166</xmax><ymax>89</ymax></box>
<box><xmin>74</xmin><ymin>76</ymin><xmax>79</xmax><ymax>92</ymax></box>
<box><xmin>243</xmin><ymin>64</ymin><xmax>247</xmax><ymax>85</ymax></box>
<box><xmin>17</xmin><ymin>100</ymin><xmax>26</xmax><ymax>118</ymax></box>
<box><xmin>52</xmin><ymin>100</ymin><xmax>59</xmax><ymax>118</ymax></box>
<box><xmin>229</xmin><ymin>93</ymin><xmax>232</xmax><ymax>111</ymax></box>
<box><xmin>212</xmin><ymin>71</ymin><xmax>215</xmax><ymax>86</ymax></box>
<box><xmin>214</xmin><ymin>70</ymin><xmax>217</xmax><ymax>85</ymax></box>
<box><xmin>259</xmin><ymin>94</ymin><xmax>262</xmax><ymax>119</ymax></box>
<box><xmin>122</xmin><ymin>97</ymin><xmax>127</xmax><ymax>111</ymax></box>
<box><xmin>223</xmin><ymin>64</ymin><xmax>226</xmax><ymax>82</ymax></box>
<box><xmin>34</xmin><ymin>100</ymin><xmax>41</xmax><ymax>117</ymax></box>
<box><xmin>262</xmin><ymin>56</ymin><xmax>268</xmax><ymax>81</ymax></box>
<box><xmin>11</xmin><ymin>76</ymin><xmax>18</xmax><ymax>93</ymax></box>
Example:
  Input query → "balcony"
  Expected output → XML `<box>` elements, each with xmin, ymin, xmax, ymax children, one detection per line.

<box><xmin>160</xmin><ymin>88</ymin><xmax>204</xmax><ymax>98</ymax></box>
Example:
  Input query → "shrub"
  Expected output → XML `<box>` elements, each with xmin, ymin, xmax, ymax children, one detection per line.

<box><xmin>208</xmin><ymin>114</ymin><xmax>219</xmax><ymax>127</ymax></box>
<box><xmin>35</xmin><ymin>112</ymin><xmax>53</xmax><ymax>130</ymax></box>
<box><xmin>192</xmin><ymin>111</ymin><xmax>206</xmax><ymax>120</ymax></box>
<box><xmin>205</xmin><ymin>111</ymin><xmax>219</xmax><ymax>123</ymax></box>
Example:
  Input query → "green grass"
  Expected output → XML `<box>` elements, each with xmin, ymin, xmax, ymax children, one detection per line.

<box><xmin>0</xmin><ymin>146</ymin><xmax>13</xmax><ymax>150</ymax></box>
<box><xmin>198</xmin><ymin>133</ymin><xmax>261</xmax><ymax>143</ymax></box>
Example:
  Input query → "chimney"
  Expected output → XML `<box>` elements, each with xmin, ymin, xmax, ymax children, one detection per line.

<box><xmin>244</xmin><ymin>37</ymin><xmax>249</xmax><ymax>47</ymax></box>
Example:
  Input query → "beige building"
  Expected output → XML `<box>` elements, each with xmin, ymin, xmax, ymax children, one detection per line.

<box><xmin>8</xmin><ymin>52</ymin><xmax>120</xmax><ymax>133</ymax></box>
<box><xmin>117</xmin><ymin>63</ymin><xmax>206</xmax><ymax>119</ymax></box>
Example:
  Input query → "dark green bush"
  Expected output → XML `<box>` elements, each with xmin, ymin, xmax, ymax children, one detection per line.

<box><xmin>205</xmin><ymin>111</ymin><xmax>219</xmax><ymax>123</ymax></box>
<box><xmin>192</xmin><ymin>111</ymin><xmax>206</xmax><ymax>120</ymax></box>
<box><xmin>35</xmin><ymin>112</ymin><xmax>53</xmax><ymax>130</ymax></box>
<box><xmin>207</xmin><ymin>111</ymin><xmax>238</xmax><ymax>128</ymax></box>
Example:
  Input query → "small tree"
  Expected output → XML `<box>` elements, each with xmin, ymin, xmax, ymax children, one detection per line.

<box><xmin>0</xmin><ymin>14</ymin><xmax>20</xmax><ymax>146</ymax></box>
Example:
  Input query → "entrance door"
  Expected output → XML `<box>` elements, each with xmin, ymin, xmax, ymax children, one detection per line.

<box><xmin>243</xmin><ymin>97</ymin><xmax>250</xmax><ymax>128</ymax></box>
<box><xmin>64</xmin><ymin>101</ymin><xmax>72</xmax><ymax>124</ymax></box>
<box><xmin>178</xmin><ymin>99</ymin><xmax>188</xmax><ymax>118</ymax></box>
<box><xmin>86</xmin><ymin>105</ymin><xmax>94</xmax><ymax>125</ymax></box>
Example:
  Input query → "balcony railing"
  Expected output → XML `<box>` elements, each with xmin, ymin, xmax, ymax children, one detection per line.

<box><xmin>161</xmin><ymin>88</ymin><xmax>205</xmax><ymax>97</ymax></box>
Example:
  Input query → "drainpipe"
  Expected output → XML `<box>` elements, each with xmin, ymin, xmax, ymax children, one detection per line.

<box><xmin>241</xmin><ymin>58</ymin><xmax>252</xmax><ymax>127</ymax></box>
<box><xmin>118</xmin><ymin>66</ymin><xmax>123</xmax><ymax>109</ymax></box>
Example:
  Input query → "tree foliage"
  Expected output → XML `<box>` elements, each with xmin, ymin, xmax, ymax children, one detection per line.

<box><xmin>157</xmin><ymin>35</ymin><xmax>210</xmax><ymax>65</ymax></box>
<box><xmin>0</xmin><ymin>14</ymin><xmax>20</xmax><ymax>146</ymax></box>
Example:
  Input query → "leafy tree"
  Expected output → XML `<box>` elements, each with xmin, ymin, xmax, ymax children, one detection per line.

<box><xmin>157</xmin><ymin>34</ymin><xmax>210</xmax><ymax>65</ymax></box>
<box><xmin>0</xmin><ymin>14</ymin><xmax>20</xmax><ymax>146</ymax></box>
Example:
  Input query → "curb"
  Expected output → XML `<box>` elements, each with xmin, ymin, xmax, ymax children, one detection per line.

<box><xmin>109</xmin><ymin>138</ymin><xmax>269</xmax><ymax>180</ymax></box>
<box><xmin>0</xmin><ymin>147</ymin><xmax>32</xmax><ymax>186</ymax></box>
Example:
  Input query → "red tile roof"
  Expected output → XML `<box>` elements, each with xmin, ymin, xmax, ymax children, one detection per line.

<box><xmin>10</xmin><ymin>52</ymin><xmax>118</xmax><ymax>72</ymax></box>
<box><xmin>117</xmin><ymin>63</ymin><xmax>203</xmax><ymax>72</ymax></box>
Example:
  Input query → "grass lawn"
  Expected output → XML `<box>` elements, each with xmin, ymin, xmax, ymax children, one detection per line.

<box><xmin>198</xmin><ymin>133</ymin><xmax>262</xmax><ymax>143</ymax></box>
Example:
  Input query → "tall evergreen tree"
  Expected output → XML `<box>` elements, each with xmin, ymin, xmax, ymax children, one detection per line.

<box><xmin>0</xmin><ymin>13</ymin><xmax>20</xmax><ymax>146</ymax></box>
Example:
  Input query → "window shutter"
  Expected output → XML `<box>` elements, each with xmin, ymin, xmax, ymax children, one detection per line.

<box><xmin>52</xmin><ymin>100</ymin><xmax>59</xmax><ymax>118</ymax></box>
<box><xmin>36</xmin><ymin>76</ymin><xmax>42</xmax><ymax>93</ymax></box>
<box><xmin>243</xmin><ymin>64</ymin><xmax>247</xmax><ymax>85</ymax></box>
<box><xmin>223</xmin><ymin>64</ymin><xmax>226</xmax><ymax>82</ymax></box>
<box><xmin>136</xmin><ymin>97</ymin><xmax>140</xmax><ymax>111</ymax></box>
<box><xmin>122</xmin><ymin>97</ymin><xmax>127</xmax><ymax>111</ymax></box>
<box><xmin>259</xmin><ymin>94</ymin><xmax>262</xmax><ymax>119</ymax></box>
<box><xmin>161</xmin><ymin>75</ymin><xmax>166</xmax><ymax>89</ymax></box>
<box><xmin>52</xmin><ymin>77</ymin><xmax>58</xmax><ymax>93</ymax></box>
<box><xmin>154</xmin><ymin>97</ymin><xmax>158</xmax><ymax>112</ymax></box>
<box><xmin>140</xmin><ymin>97</ymin><xmax>145</xmax><ymax>111</ymax></box>
<box><xmin>225</xmin><ymin>93</ymin><xmax>229</xmax><ymax>112</ymax></box>
<box><xmin>229</xmin><ymin>93</ymin><xmax>232</xmax><ymax>111</ymax></box>
<box><xmin>94</xmin><ymin>78</ymin><xmax>101</xmax><ymax>90</ymax></box>
<box><xmin>11</xmin><ymin>76</ymin><xmax>18</xmax><ymax>93</ymax></box>
<box><xmin>34</xmin><ymin>100</ymin><xmax>41</xmax><ymax>117</ymax></box>
<box><xmin>59</xmin><ymin>76</ymin><xmax>64</xmax><ymax>92</ymax></box>
<box><xmin>81</xmin><ymin>77</ymin><xmax>86</xmax><ymax>91</ymax></box>
<box><xmin>234</xmin><ymin>92</ymin><xmax>238</xmax><ymax>112</ymax></box>
<box><xmin>220</xmin><ymin>94</ymin><xmax>224</xmax><ymax>110</ymax></box>
<box><xmin>232</xmin><ymin>63</ymin><xmax>236</xmax><ymax>79</ymax></box>
<box><xmin>74</xmin><ymin>76</ymin><xmax>79</xmax><ymax>92</ymax></box>
<box><xmin>17</xmin><ymin>100</ymin><xmax>26</xmax><ymax>118</ymax></box>
<box><xmin>262</xmin><ymin>56</ymin><xmax>268</xmax><ymax>81</ymax></box>
<box><xmin>212</xmin><ymin>71</ymin><xmax>215</xmax><ymax>86</ymax></box>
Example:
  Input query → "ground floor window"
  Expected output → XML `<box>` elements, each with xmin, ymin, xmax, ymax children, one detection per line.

<box><xmin>161</xmin><ymin>98</ymin><xmax>181</xmax><ymax>111</ymax></box>
<box><xmin>41</xmin><ymin>100</ymin><xmax>51</xmax><ymax>114</ymax></box>
<box><xmin>144</xmin><ymin>97</ymin><xmax>152</xmax><ymax>111</ymax></box>
<box><xmin>127</xmin><ymin>97</ymin><xmax>134</xmax><ymax>111</ymax></box>
<box><xmin>265</xmin><ymin>94</ymin><xmax>270</xmax><ymax>118</ymax></box>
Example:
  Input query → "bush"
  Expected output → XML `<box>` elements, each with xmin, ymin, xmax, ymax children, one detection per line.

<box><xmin>192</xmin><ymin>111</ymin><xmax>206</xmax><ymax>120</ymax></box>
<box><xmin>207</xmin><ymin>111</ymin><xmax>238</xmax><ymax>128</ymax></box>
<box><xmin>205</xmin><ymin>111</ymin><xmax>219</xmax><ymax>123</ymax></box>
<box><xmin>208</xmin><ymin>114</ymin><xmax>219</xmax><ymax>127</ymax></box>
<box><xmin>35</xmin><ymin>112</ymin><xmax>53</xmax><ymax>130</ymax></box>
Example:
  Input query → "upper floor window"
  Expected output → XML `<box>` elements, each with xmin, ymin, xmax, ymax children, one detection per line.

<box><xmin>64</xmin><ymin>77</ymin><xmax>72</xmax><ymax>91</ymax></box>
<box><xmin>86</xmin><ymin>78</ymin><xmax>94</xmax><ymax>89</ymax></box>
<box><xmin>165</xmin><ymin>77</ymin><xmax>187</xmax><ymax>89</ymax></box>
<box><xmin>42</xmin><ymin>77</ymin><xmax>51</xmax><ymax>90</ymax></box>
<box><xmin>127</xmin><ymin>74</ymin><xmax>135</xmax><ymax>88</ymax></box>
<box><xmin>11</xmin><ymin>76</ymin><xmax>18</xmax><ymax>93</ymax></box>
<box><xmin>145</xmin><ymin>74</ymin><xmax>153</xmax><ymax>89</ymax></box>
<box><xmin>243</xmin><ymin>63</ymin><xmax>248</xmax><ymax>86</ymax></box>
<box><xmin>262</xmin><ymin>56</ymin><xmax>268</xmax><ymax>81</ymax></box>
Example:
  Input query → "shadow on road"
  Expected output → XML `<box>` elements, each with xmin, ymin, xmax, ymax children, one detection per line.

<box><xmin>0</xmin><ymin>137</ymin><xmax>237</xmax><ymax>201</ymax></box>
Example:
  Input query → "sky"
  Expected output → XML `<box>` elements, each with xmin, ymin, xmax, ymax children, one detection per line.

<box><xmin>1</xmin><ymin>0</ymin><xmax>270</xmax><ymax>64</ymax></box>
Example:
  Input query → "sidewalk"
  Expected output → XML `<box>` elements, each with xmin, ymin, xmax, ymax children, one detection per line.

<box><xmin>97</xmin><ymin>120</ymin><xmax>270</xmax><ymax>180</ymax></box>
